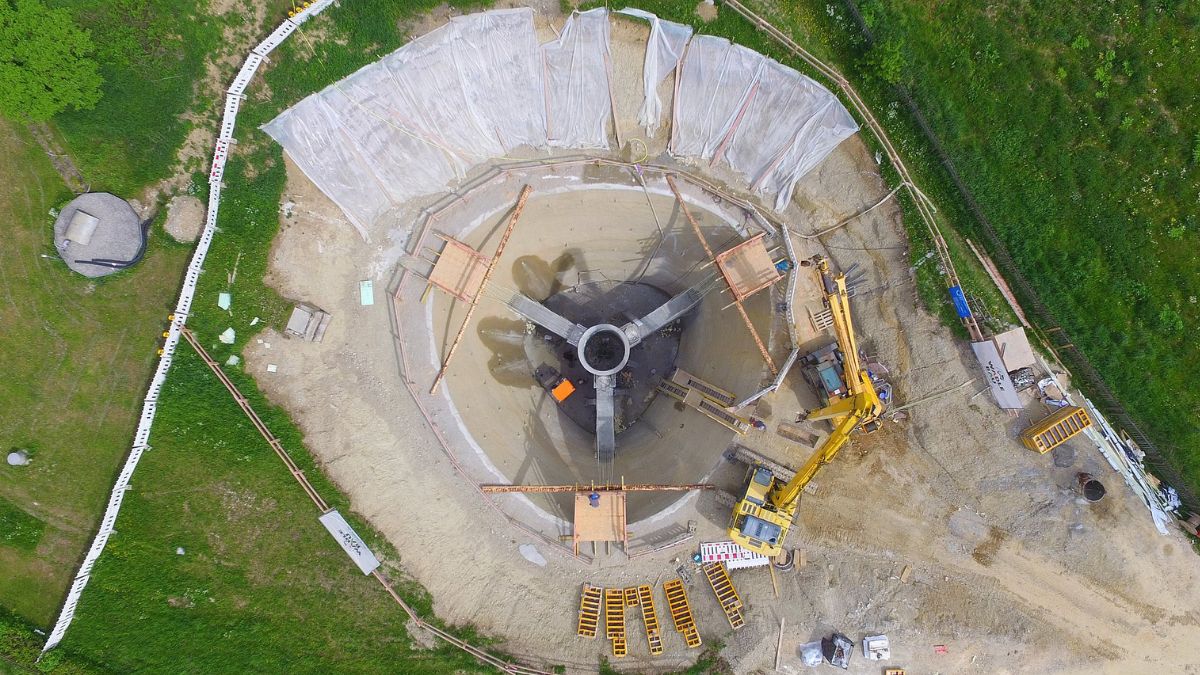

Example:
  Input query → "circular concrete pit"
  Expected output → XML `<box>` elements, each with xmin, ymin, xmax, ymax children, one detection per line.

<box><xmin>423</xmin><ymin>180</ymin><xmax>779</xmax><ymax>525</ymax></box>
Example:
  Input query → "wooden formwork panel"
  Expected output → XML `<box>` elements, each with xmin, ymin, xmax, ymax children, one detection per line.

<box><xmin>604</xmin><ymin>588</ymin><xmax>626</xmax><ymax>640</ymax></box>
<box><xmin>637</xmin><ymin>585</ymin><xmax>663</xmax><ymax>655</ymax></box>
<box><xmin>577</xmin><ymin>584</ymin><xmax>601</xmax><ymax>638</ymax></box>
<box><xmin>611</xmin><ymin>635</ymin><xmax>627</xmax><ymax>658</ymax></box>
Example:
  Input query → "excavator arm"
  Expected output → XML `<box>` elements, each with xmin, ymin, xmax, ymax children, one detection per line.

<box><xmin>726</xmin><ymin>256</ymin><xmax>884</xmax><ymax>556</ymax></box>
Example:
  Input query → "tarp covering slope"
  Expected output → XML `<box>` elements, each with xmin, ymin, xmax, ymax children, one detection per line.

<box><xmin>264</xmin><ymin>8</ymin><xmax>859</xmax><ymax>234</ymax></box>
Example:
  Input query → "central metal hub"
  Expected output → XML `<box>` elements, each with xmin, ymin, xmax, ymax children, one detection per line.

<box><xmin>577</xmin><ymin>323</ymin><xmax>630</xmax><ymax>377</ymax></box>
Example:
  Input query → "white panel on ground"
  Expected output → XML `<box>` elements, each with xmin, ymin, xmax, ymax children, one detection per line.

<box><xmin>540</xmin><ymin>8</ymin><xmax>614</xmax><ymax>149</ymax></box>
<box><xmin>971</xmin><ymin>340</ymin><xmax>1023</xmax><ymax>410</ymax></box>
<box><xmin>319</xmin><ymin>510</ymin><xmax>382</xmax><ymax>575</ymax></box>
<box><xmin>616</xmin><ymin>9</ymin><xmax>692</xmax><ymax>134</ymax></box>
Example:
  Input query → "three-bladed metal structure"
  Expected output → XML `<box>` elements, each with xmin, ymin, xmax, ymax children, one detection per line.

<box><xmin>503</xmin><ymin>276</ymin><xmax>720</xmax><ymax>466</ymax></box>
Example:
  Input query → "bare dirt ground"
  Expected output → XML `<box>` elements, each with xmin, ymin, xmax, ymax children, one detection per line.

<box><xmin>241</xmin><ymin>8</ymin><xmax>1200</xmax><ymax>675</ymax></box>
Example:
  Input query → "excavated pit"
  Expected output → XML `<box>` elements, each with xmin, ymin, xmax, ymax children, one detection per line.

<box><xmin>428</xmin><ymin>182</ymin><xmax>776</xmax><ymax>523</ymax></box>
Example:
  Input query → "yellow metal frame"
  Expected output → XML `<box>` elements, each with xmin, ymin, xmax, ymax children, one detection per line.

<box><xmin>727</xmin><ymin>257</ymin><xmax>885</xmax><ymax>557</ymax></box>
<box><xmin>1020</xmin><ymin>406</ymin><xmax>1092</xmax><ymax>453</ymax></box>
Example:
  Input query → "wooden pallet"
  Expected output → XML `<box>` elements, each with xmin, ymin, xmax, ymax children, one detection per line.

<box><xmin>702</xmin><ymin>562</ymin><xmax>746</xmax><ymax>630</ymax></box>
<box><xmin>663</xmin><ymin>579</ymin><xmax>702</xmax><ymax>648</ymax></box>
<box><xmin>604</xmin><ymin>588</ymin><xmax>626</xmax><ymax>657</ymax></box>
<box><xmin>637</xmin><ymin>585</ymin><xmax>664</xmax><ymax>655</ymax></box>
<box><xmin>577</xmin><ymin>584</ymin><xmax>601</xmax><ymax>638</ymax></box>
<box><xmin>659</xmin><ymin>380</ymin><xmax>751</xmax><ymax>433</ymax></box>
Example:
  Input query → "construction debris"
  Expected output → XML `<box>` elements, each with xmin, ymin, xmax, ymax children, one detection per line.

<box><xmin>822</xmin><ymin>632</ymin><xmax>853</xmax><ymax>669</ymax></box>
<box><xmin>284</xmin><ymin>303</ymin><xmax>332</xmax><ymax>342</ymax></box>
<box><xmin>863</xmin><ymin>634</ymin><xmax>891</xmax><ymax>660</ymax></box>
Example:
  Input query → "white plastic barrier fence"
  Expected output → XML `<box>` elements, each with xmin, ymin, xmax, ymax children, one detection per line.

<box><xmin>40</xmin><ymin>3</ymin><xmax>335</xmax><ymax>655</ymax></box>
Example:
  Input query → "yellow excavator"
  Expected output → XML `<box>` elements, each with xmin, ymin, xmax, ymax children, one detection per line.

<box><xmin>728</xmin><ymin>256</ymin><xmax>885</xmax><ymax>556</ymax></box>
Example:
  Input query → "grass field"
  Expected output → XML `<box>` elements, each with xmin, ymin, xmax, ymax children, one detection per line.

<box><xmin>2</xmin><ymin>1</ymin><xmax>534</xmax><ymax>673</ymax></box>
<box><xmin>43</xmin><ymin>0</ymin><xmax>222</xmax><ymax>196</ymax></box>
<box><xmin>807</xmin><ymin>0</ymin><xmax>1200</xmax><ymax>493</ymax></box>
<box><xmin>0</xmin><ymin>121</ymin><xmax>191</xmax><ymax>630</ymax></box>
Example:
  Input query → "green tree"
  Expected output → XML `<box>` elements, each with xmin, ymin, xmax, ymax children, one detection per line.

<box><xmin>0</xmin><ymin>0</ymin><xmax>102</xmax><ymax>121</ymax></box>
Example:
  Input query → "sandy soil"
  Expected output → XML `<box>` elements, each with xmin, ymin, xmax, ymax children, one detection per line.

<box><xmin>239</xmin><ymin>8</ymin><xmax>1200</xmax><ymax>675</ymax></box>
<box><xmin>163</xmin><ymin>195</ymin><xmax>204</xmax><ymax>243</ymax></box>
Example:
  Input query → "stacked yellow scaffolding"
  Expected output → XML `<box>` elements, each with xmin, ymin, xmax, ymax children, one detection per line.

<box><xmin>1020</xmin><ymin>405</ymin><xmax>1092</xmax><ymax>453</ymax></box>
<box><xmin>623</xmin><ymin>587</ymin><xmax>639</xmax><ymax>607</ymax></box>
<box><xmin>663</xmin><ymin>579</ymin><xmax>702</xmax><ymax>648</ymax></box>
<box><xmin>702</xmin><ymin>562</ymin><xmax>746</xmax><ymax>630</ymax></box>
<box><xmin>637</xmin><ymin>585</ymin><xmax>664</xmax><ymax>655</ymax></box>
<box><xmin>576</xmin><ymin>584</ymin><xmax>601</xmax><ymax>638</ymax></box>
<box><xmin>604</xmin><ymin>588</ymin><xmax>627</xmax><ymax>658</ymax></box>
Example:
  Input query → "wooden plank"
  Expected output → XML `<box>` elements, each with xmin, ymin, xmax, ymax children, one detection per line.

<box><xmin>430</xmin><ymin>185</ymin><xmax>531</xmax><ymax>393</ymax></box>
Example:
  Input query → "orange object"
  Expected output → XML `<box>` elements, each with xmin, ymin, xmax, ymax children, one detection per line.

<box><xmin>551</xmin><ymin>379</ymin><xmax>576</xmax><ymax>402</ymax></box>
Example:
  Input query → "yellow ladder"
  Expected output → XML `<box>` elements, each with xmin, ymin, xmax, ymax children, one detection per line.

<box><xmin>637</xmin><ymin>585</ymin><xmax>664</xmax><ymax>655</ymax></box>
<box><xmin>663</xmin><ymin>579</ymin><xmax>702</xmax><ymax>648</ymax></box>
<box><xmin>577</xmin><ymin>584</ymin><xmax>601</xmax><ymax>638</ymax></box>
<box><xmin>604</xmin><ymin>588</ymin><xmax>627</xmax><ymax>657</ymax></box>
<box><xmin>702</xmin><ymin>562</ymin><xmax>746</xmax><ymax>630</ymax></box>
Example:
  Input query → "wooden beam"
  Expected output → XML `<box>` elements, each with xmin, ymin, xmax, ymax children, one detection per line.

<box><xmin>666</xmin><ymin>175</ymin><xmax>777</xmax><ymax>375</ymax></box>
<box><xmin>429</xmin><ymin>185</ymin><xmax>532</xmax><ymax>394</ymax></box>
<box><xmin>480</xmin><ymin>483</ymin><xmax>716</xmax><ymax>494</ymax></box>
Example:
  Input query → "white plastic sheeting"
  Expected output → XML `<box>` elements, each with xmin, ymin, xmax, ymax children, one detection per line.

<box><xmin>672</xmin><ymin>35</ymin><xmax>859</xmax><ymax>210</ymax></box>
<box><xmin>265</xmin><ymin>8</ymin><xmax>860</xmax><ymax>232</ymax></box>
<box><xmin>617</xmin><ymin>8</ymin><xmax>692</xmax><ymax>134</ymax></box>
<box><xmin>264</xmin><ymin>8</ymin><xmax>549</xmax><ymax>237</ymax></box>
<box><xmin>542</xmin><ymin>8</ymin><xmax>614</xmax><ymax>148</ymax></box>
